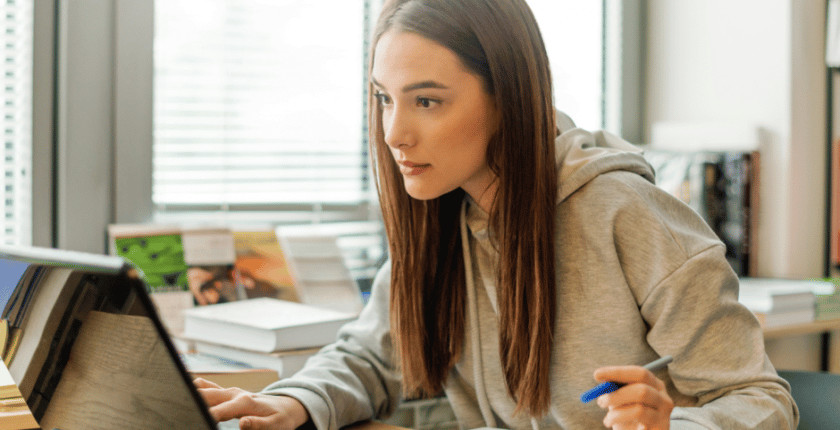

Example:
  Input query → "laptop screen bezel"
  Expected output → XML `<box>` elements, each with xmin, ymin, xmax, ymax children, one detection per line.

<box><xmin>0</xmin><ymin>244</ymin><xmax>218</xmax><ymax>429</ymax></box>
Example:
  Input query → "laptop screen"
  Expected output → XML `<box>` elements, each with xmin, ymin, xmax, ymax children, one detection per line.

<box><xmin>0</xmin><ymin>245</ymin><xmax>216</xmax><ymax>430</ymax></box>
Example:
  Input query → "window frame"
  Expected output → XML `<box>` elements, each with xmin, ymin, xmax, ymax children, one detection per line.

<box><xmin>33</xmin><ymin>0</ymin><xmax>643</xmax><ymax>254</ymax></box>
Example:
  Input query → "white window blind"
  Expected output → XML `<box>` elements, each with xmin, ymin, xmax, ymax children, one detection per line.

<box><xmin>153</xmin><ymin>0</ymin><xmax>367</xmax><ymax>214</ymax></box>
<box><xmin>1</xmin><ymin>0</ymin><xmax>32</xmax><ymax>246</ymax></box>
<box><xmin>152</xmin><ymin>0</ymin><xmax>603</xmax><ymax>219</ymax></box>
<box><xmin>150</xmin><ymin>0</ymin><xmax>606</xmax><ymax>288</ymax></box>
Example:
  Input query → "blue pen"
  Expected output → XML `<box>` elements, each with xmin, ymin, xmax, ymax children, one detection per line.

<box><xmin>580</xmin><ymin>355</ymin><xmax>673</xmax><ymax>403</ymax></box>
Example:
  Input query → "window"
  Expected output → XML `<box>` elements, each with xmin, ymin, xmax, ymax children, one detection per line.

<box><xmin>150</xmin><ymin>0</ymin><xmax>613</xmax><ymax>285</ymax></box>
<box><xmin>151</xmin><ymin>0</ymin><xmax>607</xmax><ymax>222</ymax></box>
<box><xmin>152</xmin><ymin>0</ymin><xmax>380</xmax><ymax>283</ymax></box>
<box><xmin>153</xmin><ymin>0</ymin><xmax>370</xmax><ymax>222</ymax></box>
<box><xmin>529</xmin><ymin>0</ymin><xmax>604</xmax><ymax>130</ymax></box>
<box><xmin>1</xmin><ymin>0</ymin><xmax>32</xmax><ymax>246</ymax></box>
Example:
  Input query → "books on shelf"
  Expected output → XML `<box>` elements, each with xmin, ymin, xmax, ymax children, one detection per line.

<box><xmin>278</xmin><ymin>226</ymin><xmax>365</xmax><ymax>315</ymax></box>
<box><xmin>109</xmin><ymin>223</ymin><xmax>366</xmax><ymax>313</ymax></box>
<box><xmin>109</xmin><ymin>224</ymin><xmax>198</xmax><ymax>333</ymax></box>
<box><xmin>738</xmin><ymin>277</ymin><xmax>837</xmax><ymax>328</ymax></box>
<box><xmin>752</xmin><ymin>308</ymin><xmax>815</xmax><ymax>329</ymax></box>
<box><xmin>643</xmin><ymin>141</ymin><xmax>759</xmax><ymax>277</ymax></box>
<box><xmin>233</xmin><ymin>229</ymin><xmax>300</xmax><ymax>303</ymax></box>
<box><xmin>109</xmin><ymin>224</ymin><xmax>189</xmax><ymax>292</ymax></box>
<box><xmin>833</xmin><ymin>139</ymin><xmax>840</xmax><ymax>268</ymax></box>
<box><xmin>182</xmin><ymin>227</ymin><xmax>239</xmax><ymax>306</ymax></box>
<box><xmin>110</xmin><ymin>223</ymin><xmax>342</xmax><ymax>334</ymax></box>
<box><xmin>191</xmin><ymin>341</ymin><xmax>321</xmax><ymax>379</ymax></box>
<box><xmin>0</xmin><ymin>359</ymin><xmax>38</xmax><ymax>430</ymax></box>
<box><xmin>815</xmin><ymin>279</ymin><xmax>840</xmax><ymax>321</ymax></box>
<box><xmin>182</xmin><ymin>298</ymin><xmax>355</xmax><ymax>353</ymax></box>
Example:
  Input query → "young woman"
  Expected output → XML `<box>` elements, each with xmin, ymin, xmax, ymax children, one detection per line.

<box><xmin>195</xmin><ymin>0</ymin><xmax>798</xmax><ymax>429</ymax></box>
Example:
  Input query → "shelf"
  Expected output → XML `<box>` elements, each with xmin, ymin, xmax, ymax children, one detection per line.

<box><xmin>763</xmin><ymin>318</ymin><xmax>840</xmax><ymax>339</ymax></box>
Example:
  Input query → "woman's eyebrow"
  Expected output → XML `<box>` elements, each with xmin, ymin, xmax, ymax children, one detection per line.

<box><xmin>371</xmin><ymin>77</ymin><xmax>449</xmax><ymax>92</ymax></box>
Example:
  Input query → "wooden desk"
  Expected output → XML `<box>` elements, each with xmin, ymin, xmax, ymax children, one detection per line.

<box><xmin>763</xmin><ymin>318</ymin><xmax>840</xmax><ymax>373</ymax></box>
<box><xmin>343</xmin><ymin>422</ymin><xmax>410</xmax><ymax>430</ymax></box>
<box><xmin>763</xmin><ymin>318</ymin><xmax>840</xmax><ymax>339</ymax></box>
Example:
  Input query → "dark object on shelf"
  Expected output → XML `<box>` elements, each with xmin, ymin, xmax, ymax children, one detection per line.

<box><xmin>826</xmin><ymin>65</ymin><xmax>840</xmax><ymax>276</ymax></box>
<box><xmin>644</xmin><ymin>149</ymin><xmax>758</xmax><ymax>277</ymax></box>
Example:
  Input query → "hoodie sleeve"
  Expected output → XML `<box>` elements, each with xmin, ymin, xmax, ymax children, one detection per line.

<box><xmin>261</xmin><ymin>263</ymin><xmax>402</xmax><ymax>430</ymax></box>
<box><xmin>608</xmin><ymin>174</ymin><xmax>798</xmax><ymax>429</ymax></box>
<box><xmin>644</xmin><ymin>247</ymin><xmax>798</xmax><ymax>429</ymax></box>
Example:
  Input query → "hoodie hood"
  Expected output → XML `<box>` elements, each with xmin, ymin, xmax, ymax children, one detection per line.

<box><xmin>554</xmin><ymin>109</ymin><xmax>655</xmax><ymax>203</ymax></box>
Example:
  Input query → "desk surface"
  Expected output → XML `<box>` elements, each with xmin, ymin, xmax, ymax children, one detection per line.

<box><xmin>343</xmin><ymin>422</ymin><xmax>410</xmax><ymax>430</ymax></box>
<box><xmin>763</xmin><ymin>318</ymin><xmax>840</xmax><ymax>339</ymax></box>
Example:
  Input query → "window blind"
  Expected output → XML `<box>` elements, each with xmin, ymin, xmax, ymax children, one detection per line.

<box><xmin>153</xmin><ymin>0</ymin><xmax>368</xmax><ymax>212</ymax></box>
<box><xmin>151</xmin><ymin>0</ymin><xmax>605</xmax><ymax>287</ymax></box>
<box><xmin>152</xmin><ymin>0</ymin><xmax>603</xmax><ymax>212</ymax></box>
<box><xmin>1</xmin><ymin>0</ymin><xmax>32</xmax><ymax>246</ymax></box>
<box><xmin>152</xmin><ymin>0</ymin><xmax>382</xmax><ymax>286</ymax></box>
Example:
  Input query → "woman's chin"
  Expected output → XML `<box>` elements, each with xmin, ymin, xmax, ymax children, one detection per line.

<box><xmin>405</xmin><ymin>189</ymin><xmax>438</xmax><ymax>201</ymax></box>
<box><xmin>404</xmin><ymin>185</ymin><xmax>442</xmax><ymax>201</ymax></box>
<box><xmin>403</xmin><ymin>184</ymin><xmax>457</xmax><ymax>201</ymax></box>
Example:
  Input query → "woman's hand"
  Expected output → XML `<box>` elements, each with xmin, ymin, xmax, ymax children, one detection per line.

<box><xmin>592</xmin><ymin>365</ymin><xmax>674</xmax><ymax>430</ymax></box>
<box><xmin>194</xmin><ymin>378</ymin><xmax>310</xmax><ymax>430</ymax></box>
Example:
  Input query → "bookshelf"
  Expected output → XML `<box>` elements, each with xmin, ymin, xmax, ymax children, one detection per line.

<box><xmin>826</xmin><ymin>66</ymin><xmax>840</xmax><ymax>279</ymax></box>
<box><xmin>764</xmin><ymin>318</ymin><xmax>840</xmax><ymax>340</ymax></box>
<box><xmin>827</xmin><ymin>0</ymin><xmax>840</xmax><ymax>279</ymax></box>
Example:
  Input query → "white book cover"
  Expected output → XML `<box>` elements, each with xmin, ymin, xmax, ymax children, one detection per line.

<box><xmin>739</xmin><ymin>278</ymin><xmax>835</xmax><ymax>296</ymax></box>
<box><xmin>193</xmin><ymin>341</ymin><xmax>321</xmax><ymax>378</ymax></box>
<box><xmin>276</xmin><ymin>228</ymin><xmax>365</xmax><ymax>315</ymax></box>
<box><xmin>182</xmin><ymin>298</ymin><xmax>355</xmax><ymax>353</ymax></box>
<box><xmin>759</xmin><ymin>308</ymin><xmax>816</xmax><ymax>329</ymax></box>
<box><xmin>738</xmin><ymin>277</ymin><xmax>834</xmax><ymax>313</ymax></box>
<box><xmin>181</xmin><ymin>227</ymin><xmax>236</xmax><ymax>266</ymax></box>
<box><xmin>738</xmin><ymin>291</ymin><xmax>815</xmax><ymax>314</ymax></box>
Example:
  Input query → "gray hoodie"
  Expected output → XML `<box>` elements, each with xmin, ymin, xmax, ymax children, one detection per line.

<box><xmin>264</xmin><ymin>112</ymin><xmax>798</xmax><ymax>429</ymax></box>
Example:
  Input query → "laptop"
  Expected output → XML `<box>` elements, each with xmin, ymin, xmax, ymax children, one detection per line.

<box><xmin>0</xmin><ymin>244</ymin><xmax>225</xmax><ymax>429</ymax></box>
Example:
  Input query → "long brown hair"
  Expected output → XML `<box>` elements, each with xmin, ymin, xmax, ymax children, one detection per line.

<box><xmin>369</xmin><ymin>0</ymin><xmax>557</xmax><ymax>417</ymax></box>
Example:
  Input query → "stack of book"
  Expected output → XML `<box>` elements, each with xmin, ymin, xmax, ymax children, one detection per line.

<box><xmin>181</xmin><ymin>297</ymin><xmax>356</xmax><ymax>380</ymax></box>
<box><xmin>278</xmin><ymin>225</ymin><xmax>366</xmax><ymax>315</ymax></box>
<box><xmin>815</xmin><ymin>278</ymin><xmax>840</xmax><ymax>321</ymax></box>
<box><xmin>179</xmin><ymin>351</ymin><xmax>280</xmax><ymax>393</ymax></box>
<box><xmin>738</xmin><ymin>278</ymin><xmax>836</xmax><ymax>328</ymax></box>
<box><xmin>108</xmin><ymin>223</ymin><xmax>366</xmax><ymax>335</ymax></box>
<box><xmin>0</xmin><ymin>360</ymin><xmax>38</xmax><ymax>430</ymax></box>
<box><xmin>644</xmin><ymin>148</ymin><xmax>759</xmax><ymax>277</ymax></box>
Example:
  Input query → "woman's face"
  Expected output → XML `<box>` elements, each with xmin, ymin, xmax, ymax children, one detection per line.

<box><xmin>371</xmin><ymin>30</ymin><xmax>499</xmax><ymax>208</ymax></box>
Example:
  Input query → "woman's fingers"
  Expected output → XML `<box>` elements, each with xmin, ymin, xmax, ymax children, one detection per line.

<box><xmin>593</xmin><ymin>366</ymin><xmax>674</xmax><ymax>429</ymax></box>
<box><xmin>596</xmin><ymin>381</ymin><xmax>664</xmax><ymax>410</ymax></box>
<box><xmin>207</xmin><ymin>389</ymin><xmax>264</xmax><ymax>423</ymax></box>
<box><xmin>593</xmin><ymin>365</ymin><xmax>666</xmax><ymax>392</ymax></box>
<box><xmin>197</xmin><ymin>386</ymin><xmax>245</xmax><ymax>411</ymax></box>
<box><xmin>239</xmin><ymin>413</ymin><xmax>295</xmax><ymax>430</ymax></box>
<box><xmin>602</xmin><ymin>400</ymin><xmax>666</xmax><ymax>429</ymax></box>
<box><xmin>191</xmin><ymin>385</ymin><xmax>310</xmax><ymax>430</ymax></box>
<box><xmin>194</xmin><ymin>377</ymin><xmax>223</xmax><ymax>389</ymax></box>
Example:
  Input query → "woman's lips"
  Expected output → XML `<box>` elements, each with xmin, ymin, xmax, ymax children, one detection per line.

<box><xmin>399</xmin><ymin>161</ymin><xmax>431</xmax><ymax>176</ymax></box>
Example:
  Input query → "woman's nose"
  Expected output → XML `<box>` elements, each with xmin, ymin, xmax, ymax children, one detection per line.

<box><xmin>383</xmin><ymin>108</ymin><xmax>415</xmax><ymax>149</ymax></box>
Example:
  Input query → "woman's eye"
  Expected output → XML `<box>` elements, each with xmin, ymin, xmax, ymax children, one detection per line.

<box><xmin>374</xmin><ymin>93</ymin><xmax>391</xmax><ymax>105</ymax></box>
<box><xmin>417</xmin><ymin>97</ymin><xmax>438</xmax><ymax>108</ymax></box>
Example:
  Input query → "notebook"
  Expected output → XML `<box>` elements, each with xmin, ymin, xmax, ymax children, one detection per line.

<box><xmin>0</xmin><ymin>244</ymin><xmax>232</xmax><ymax>429</ymax></box>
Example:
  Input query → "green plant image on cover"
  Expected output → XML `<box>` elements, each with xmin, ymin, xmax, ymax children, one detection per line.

<box><xmin>115</xmin><ymin>234</ymin><xmax>189</xmax><ymax>292</ymax></box>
